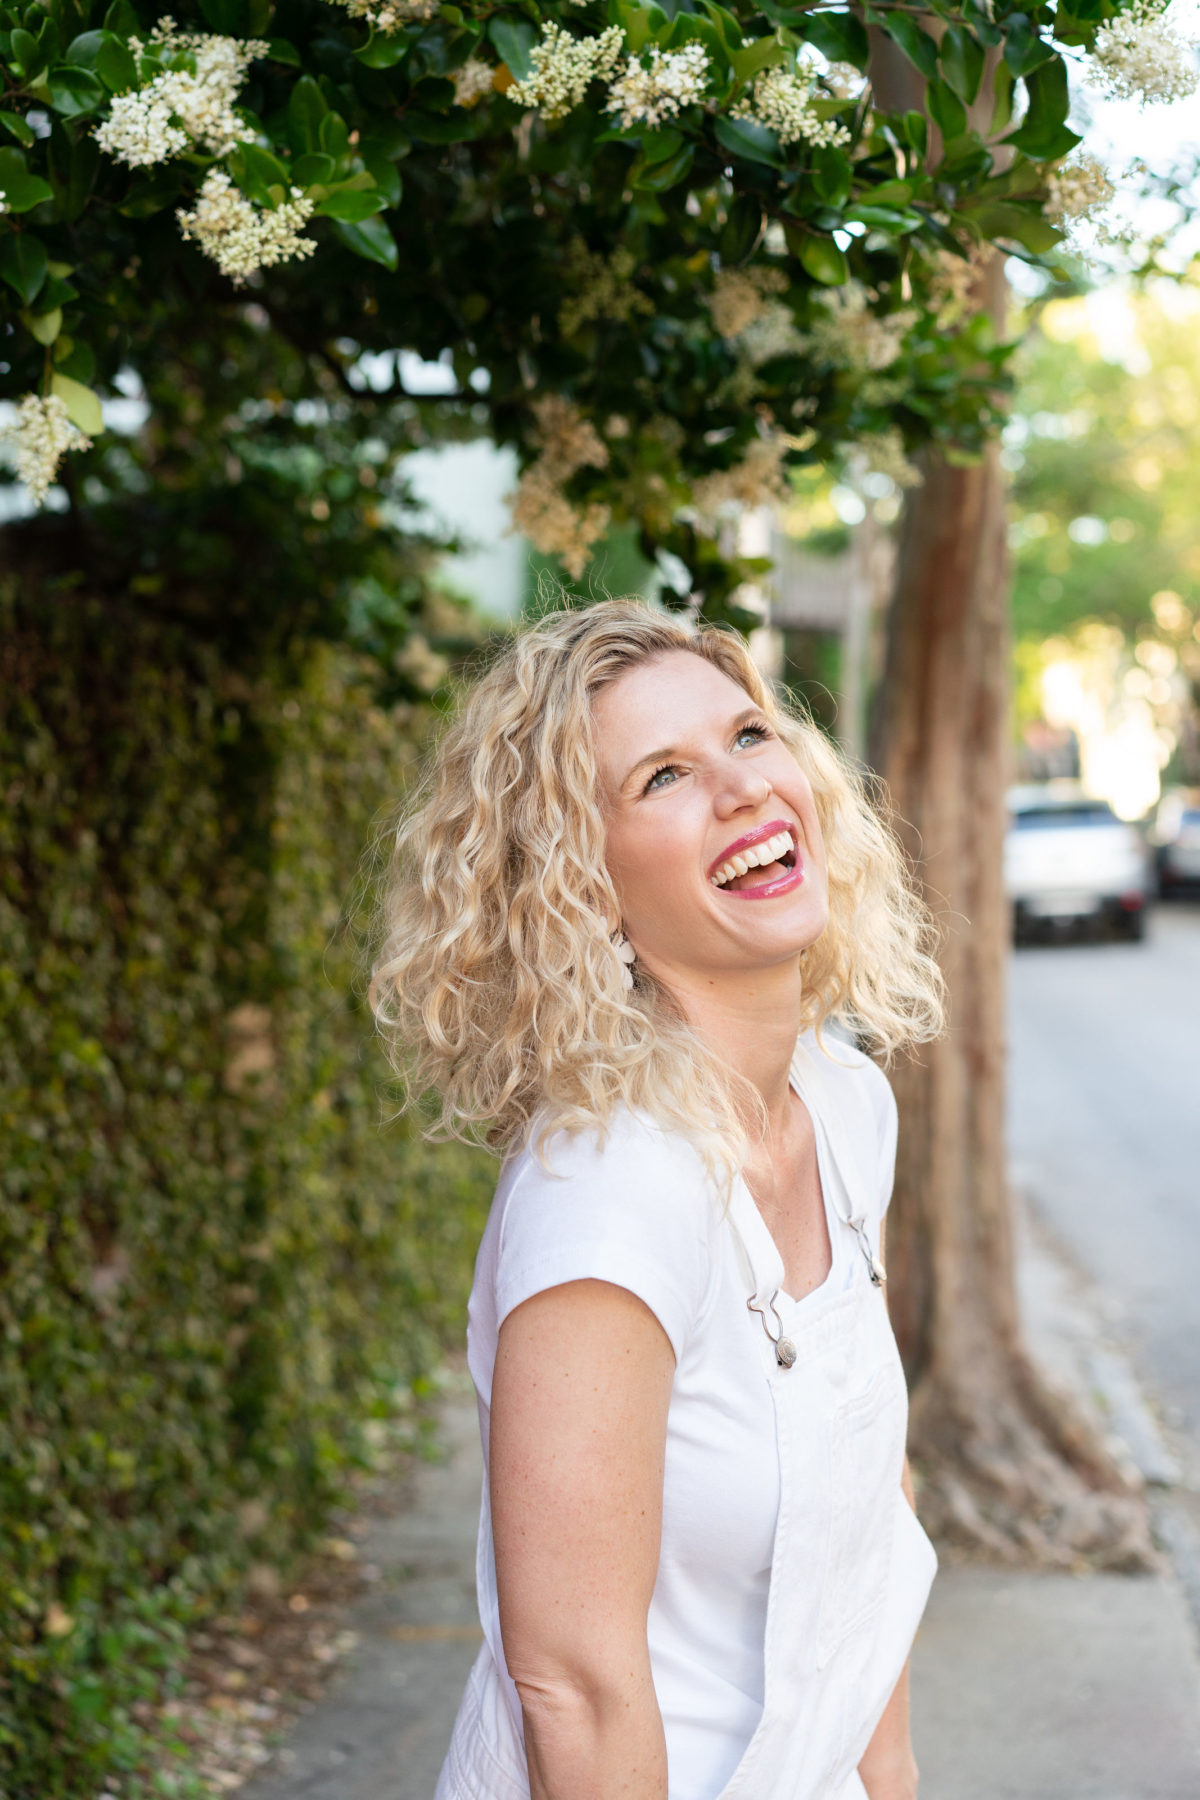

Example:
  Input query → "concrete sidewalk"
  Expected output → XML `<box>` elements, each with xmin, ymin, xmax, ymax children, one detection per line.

<box><xmin>242</xmin><ymin>1217</ymin><xmax>1200</xmax><ymax>1800</ymax></box>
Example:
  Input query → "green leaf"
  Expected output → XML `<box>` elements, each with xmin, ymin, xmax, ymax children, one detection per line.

<box><xmin>47</xmin><ymin>122</ymin><xmax>100</xmax><ymax>221</ymax></box>
<box><xmin>1005</xmin><ymin>56</ymin><xmax>1078</xmax><ymax>158</ymax></box>
<box><xmin>287</xmin><ymin>77</ymin><xmax>329</xmax><ymax>157</ymax></box>
<box><xmin>695</xmin><ymin>0</ymin><xmax>745</xmax><ymax>53</ymax></box>
<box><xmin>26</xmin><ymin>304</ymin><xmax>61</xmax><ymax>344</ymax></box>
<box><xmin>812</xmin><ymin>145</ymin><xmax>852</xmax><ymax>206</ymax></box>
<box><xmin>54</xmin><ymin>336</ymin><xmax>95</xmax><ymax>382</ymax></box>
<box><xmin>319</xmin><ymin>112</ymin><xmax>352</xmax><ymax>160</ymax></box>
<box><xmin>927</xmin><ymin>78</ymin><xmax>967</xmax><ymax>141</ymax></box>
<box><xmin>1002</xmin><ymin>13</ymin><xmax>1054</xmax><ymax>76</ymax></box>
<box><xmin>292</xmin><ymin>152</ymin><xmax>336</xmax><ymax>188</ymax></box>
<box><xmin>96</xmin><ymin>35</ymin><xmax>137</xmax><ymax>91</ymax></box>
<box><xmin>9</xmin><ymin>27</ymin><xmax>44</xmax><ymax>78</ymax></box>
<box><xmin>719</xmin><ymin>193</ymin><xmax>763</xmax><ymax>262</ymax></box>
<box><xmin>714</xmin><ymin>113</ymin><xmax>782</xmax><ymax>167</ymax></box>
<box><xmin>0</xmin><ymin>230</ymin><xmax>47</xmax><ymax>303</ymax></box>
<box><xmin>870</xmin><ymin>179</ymin><xmax>916</xmax><ymax>206</ymax></box>
<box><xmin>940</xmin><ymin>25</ymin><xmax>984</xmax><ymax>105</ymax></box>
<box><xmin>487</xmin><ymin>18</ymin><xmax>535</xmax><ymax>82</ymax></box>
<box><xmin>632</xmin><ymin>141</ymin><xmax>694</xmax><ymax>190</ymax></box>
<box><xmin>355</xmin><ymin>30</ymin><xmax>408</xmax><ymax>69</ymax></box>
<box><xmin>268</xmin><ymin>38</ymin><xmax>301</xmax><ymax>66</ymax></box>
<box><xmin>228</xmin><ymin>142</ymin><xmax>292</xmax><ymax>207</ymax></box>
<box><xmin>360</xmin><ymin>150</ymin><xmax>402</xmax><ymax>204</ymax></box>
<box><xmin>795</xmin><ymin>232</ymin><xmax>848</xmax><ymax>285</ymax></box>
<box><xmin>961</xmin><ymin>199</ymin><xmax>1061</xmax><ymax>254</ymax></box>
<box><xmin>640</xmin><ymin>127</ymin><xmax>683</xmax><ymax>166</ymax></box>
<box><xmin>0</xmin><ymin>112</ymin><xmax>35</xmax><ymax>147</ymax></box>
<box><xmin>990</xmin><ymin>59</ymin><xmax>1015</xmax><ymax>136</ymax></box>
<box><xmin>902</xmin><ymin>109</ymin><xmax>928</xmax><ymax>160</ymax></box>
<box><xmin>104</xmin><ymin>0</ymin><xmax>141</xmax><ymax>34</ymax></box>
<box><xmin>880</xmin><ymin>14</ymin><xmax>939</xmax><ymax>80</ymax></box>
<box><xmin>64</xmin><ymin>29</ymin><xmax>136</xmax><ymax>92</ymax></box>
<box><xmin>330</xmin><ymin>214</ymin><xmax>398</xmax><ymax>269</ymax></box>
<box><xmin>798</xmin><ymin>11</ymin><xmax>869</xmax><ymax>70</ymax></box>
<box><xmin>51</xmin><ymin>372</ymin><xmax>104</xmax><ymax>435</ymax></box>
<box><xmin>46</xmin><ymin>66</ymin><xmax>107</xmax><ymax>117</ymax></box>
<box><xmin>38</xmin><ymin>272</ymin><xmax>78</xmax><ymax>308</ymax></box>
<box><xmin>0</xmin><ymin>147</ymin><xmax>54</xmax><ymax>212</ymax></box>
<box><xmin>730</xmin><ymin>34</ymin><xmax>784</xmax><ymax>90</ymax></box>
<box><xmin>315</xmin><ymin>185</ymin><xmax>386</xmax><ymax>220</ymax></box>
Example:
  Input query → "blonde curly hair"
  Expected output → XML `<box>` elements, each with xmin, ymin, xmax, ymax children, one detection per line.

<box><xmin>369</xmin><ymin>599</ymin><xmax>943</xmax><ymax>1170</ymax></box>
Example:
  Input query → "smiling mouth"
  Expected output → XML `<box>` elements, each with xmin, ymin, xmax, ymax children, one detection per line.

<box><xmin>710</xmin><ymin>826</ymin><xmax>799</xmax><ymax>894</ymax></box>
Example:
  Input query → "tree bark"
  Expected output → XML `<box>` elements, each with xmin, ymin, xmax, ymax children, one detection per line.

<box><xmin>869</xmin><ymin>255</ymin><xmax>1151</xmax><ymax>1566</ymax></box>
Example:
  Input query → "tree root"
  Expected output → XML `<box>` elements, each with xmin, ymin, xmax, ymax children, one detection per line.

<box><xmin>909</xmin><ymin>1353</ymin><xmax>1159</xmax><ymax>1573</ymax></box>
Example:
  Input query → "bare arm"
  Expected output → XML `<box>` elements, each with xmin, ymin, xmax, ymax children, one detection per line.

<box><xmin>858</xmin><ymin>1216</ymin><xmax>921</xmax><ymax>1800</ymax></box>
<box><xmin>490</xmin><ymin>1278</ymin><xmax>675</xmax><ymax>1800</ymax></box>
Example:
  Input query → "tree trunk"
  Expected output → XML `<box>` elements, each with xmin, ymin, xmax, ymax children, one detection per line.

<box><xmin>868</xmin><ymin>254</ymin><xmax>1151</xmax><ymax>1566</ymax></box>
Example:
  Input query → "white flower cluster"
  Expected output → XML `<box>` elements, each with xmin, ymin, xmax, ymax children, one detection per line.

<box><xmin>708</xmin><ymin>265</ymin><xmax>788</xmax><ymax>339</ymax></box>
<box><xmin>177</xmin><ymin>170</ymin><xmax>316</xmax><ymax>285</ymax></box>
<box><xmin>508</xmin><ymin>395</ymin><xmax>611</xmax><ymax>577</ymax></box>
<box><xmin>333</xmin><ymin>0</ymin><xmax>436</xmax><ymax>30</ymax></box>
<box><xmin>452</xmin><ymin>58</ymin><xmax>495</xmax><ymax>107</ymax></box>
<box><xmin>854</xmin><ymin>428</ymin><xmax>921</xmax><ymax>489</ymax></box>
<box><xmin>822</xmin><ymin>60</ymin><xmax>867</xmax><ymax>100</ymax></box>
<box><xmin>806</xmin><ymin>281</ymin><xmax>917</xmax><ymax>372</ymax></box>
<box><xmin>1044</xmin><ymin>152</ymin><xmax>1116</xmax><ymax>222</ymax></box>
<box><xmin>693</xmin><ymin>433</ymin><xmax>790</xmax><ymax>521</ymax></box>
<box><xmin>606</xmin><ymin>41</ymin><xmax>710</xmax><ymax>129</ymax></box>
<box><xmin>925</xmin><ymin>244</ymin><xmax>988</xmax><ymax>323</ymax></box>
<box><xmin>3</xmin><ymin>394</ymin><xmax>92</xmax><ymax>507</ymax></box>
<box><xmin>94</xmin><ymin>19</ymin><xmax>266</xmax><ymax>168</ymax></box>
<box><xmin>508</xmin><ymin>23</ymin><xmax>624</xmax><ymax>123</ymax></box>
<box><xmin>1089</xmin><ymin>0</ymin><xmax>1198</xmax><ymax>103</ymax></box>
<box><xmin>559</xmin><ymin>240</ymin><xmax>653</xmax><ymax>336</ymax></box>
<box><xmin>0</xmin><ymin>190</ymin><xmax>8</xmax><ymax>216</ymax></box>
<box><xmin>733</xmin><ymin>64</ymin><xmax>851</xmax><ymax>149</ymax></box>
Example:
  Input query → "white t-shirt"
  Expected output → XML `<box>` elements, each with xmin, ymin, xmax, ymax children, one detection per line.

<box><xmin>463</xmin><ymin>1028</ymin><xmax>898</xmax><ymax>1800</ymax></box>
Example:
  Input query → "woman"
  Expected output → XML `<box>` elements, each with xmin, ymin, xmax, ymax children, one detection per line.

<box><xmin>371</xmin><ymin>599</ymin><xmax>945</xmax><ymax>1800</ymax></box>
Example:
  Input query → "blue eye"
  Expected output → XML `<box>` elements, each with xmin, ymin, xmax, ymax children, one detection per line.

<box><xmin>644</xmin><ymin>763</ymin><xmax>678</xmax><ymax>793</ymax></box>
<box><xmin>736</xmin><ymin>722</ymin><xmax>771</xmax><ymax>748</ymax></box>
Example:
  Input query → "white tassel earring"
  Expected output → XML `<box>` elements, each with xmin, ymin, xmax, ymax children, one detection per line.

<box><xmin>611</xmin><ymin>930</ymin><xmax>636</xmax><ymax>991</ymax></box>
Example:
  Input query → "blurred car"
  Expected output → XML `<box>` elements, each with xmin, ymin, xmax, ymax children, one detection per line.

<box><xmin>1151</xmin><ymin>790</ymin><xmax>1200</xmax><ymax>894</ymax></box>
<box><xmin>1004</xmin><ymin>784</ymin><xmax>1151</xmax><ymax>943</ymax></box>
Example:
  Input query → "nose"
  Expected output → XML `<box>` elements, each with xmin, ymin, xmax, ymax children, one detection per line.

<box><xmin>713</xmin><ymin>759</ymin><xmax>772</xmax><ymax>819</ymax></box>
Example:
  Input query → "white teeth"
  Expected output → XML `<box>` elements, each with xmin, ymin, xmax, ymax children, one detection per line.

<box><xmin>711</xmin><ymin>830</ymin><xmax>794</xmax><ymax>888</ymax></box>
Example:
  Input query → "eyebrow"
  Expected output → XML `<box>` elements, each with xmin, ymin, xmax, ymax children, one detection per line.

<box><xmin>618</xmin><ymin>706</ymin><xmax>765</xmax><ymax>793</ymax></box>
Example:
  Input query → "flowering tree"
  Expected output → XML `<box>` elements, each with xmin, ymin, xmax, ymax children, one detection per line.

<box><xmin>2</xmin><ymin>0</ymin><xmax>1195</xmax><ymax>1566</ymax></box>
<box><xmin>2</xmin><ymin>0</ymin><xmax>1194</xmax><ymax>616</ymax></box>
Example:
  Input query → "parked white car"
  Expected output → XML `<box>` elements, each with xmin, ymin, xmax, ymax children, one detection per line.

<box><xmin>1152</xmin><ymin>790</ymin><xmax>1200</xmax><ymax>894</ymax></box>
<box><xmin>1004</xmin><ymin>785</ymin><xmax>1151</xmax><ymax>942</ymax></box>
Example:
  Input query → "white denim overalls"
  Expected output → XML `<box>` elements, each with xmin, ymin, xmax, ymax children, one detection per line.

<box><xmin>437</xmin><ymin>1042</ymin><xmax>938</xmax><ymax>1800</ymax></box>
<box><xmin>715</xmin><ymin>1045</ymin><xmax>938</xmax><ymax>1800</ymax></box>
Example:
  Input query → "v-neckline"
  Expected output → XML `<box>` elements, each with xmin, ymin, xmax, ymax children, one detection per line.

<box><xmin>732</xmin><ymin>1046</ymin><xmax>849</xmax><ymax>1318</ymax></box>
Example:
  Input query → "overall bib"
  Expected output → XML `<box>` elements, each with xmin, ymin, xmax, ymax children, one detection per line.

<box><xmin>718</xmin><ymin>1095</ymin><xmax>938</xmax><ymax>1800</ymax></box>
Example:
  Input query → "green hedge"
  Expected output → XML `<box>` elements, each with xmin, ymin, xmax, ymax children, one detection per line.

<box><xmin>0</xmin><ymin>579</ymin><xmax>493</xmax><ymax>1796</ymax></box>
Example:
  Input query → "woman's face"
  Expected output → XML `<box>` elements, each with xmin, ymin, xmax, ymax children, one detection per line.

<box><xmin>592</xmin><ymin>649</ymin><xmax>829</xmax><ymax>981</ymax></box>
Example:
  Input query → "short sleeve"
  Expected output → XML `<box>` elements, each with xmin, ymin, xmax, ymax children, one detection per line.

<box><xmin>493</xmin><ymin>1115</ymin><xmax>715</xmax><ymax>1364</ymax></box>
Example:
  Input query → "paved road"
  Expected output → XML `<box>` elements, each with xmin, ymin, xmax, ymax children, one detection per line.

<box><xmin>1008</xmin><ymin>899</ymin><xmax>1200</xmax><ymax>1462</ymax></box>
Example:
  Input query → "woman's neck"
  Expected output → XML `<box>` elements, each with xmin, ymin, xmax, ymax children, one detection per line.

<box><xmin>662</xmin><ymin>960</ymin><xmax>805</xmax><ymax>1134</ymax></box>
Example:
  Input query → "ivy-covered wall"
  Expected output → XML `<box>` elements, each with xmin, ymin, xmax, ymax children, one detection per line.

<box><xmin>0</xmin><ymin>578</ymin><xmax>493</xmax><ymax>1796</ymax></box>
